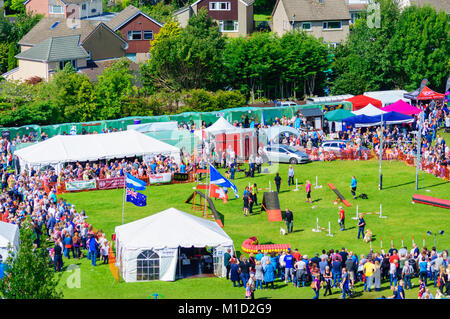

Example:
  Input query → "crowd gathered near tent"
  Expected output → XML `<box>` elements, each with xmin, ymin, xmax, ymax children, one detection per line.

<box><xmin>225</xmin><ymin>244</ymin><xmax>450</xmax><ymax>299</ymax></box>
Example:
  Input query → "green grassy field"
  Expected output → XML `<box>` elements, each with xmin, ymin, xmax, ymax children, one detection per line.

<box><xmin>55</xmin><ymin>158</ymin><xmax>450</xmax><ymax>299</ymax></box>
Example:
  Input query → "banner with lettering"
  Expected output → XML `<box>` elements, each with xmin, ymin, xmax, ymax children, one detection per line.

<box><xmin>98</xmin><ymin>177</ymin><xmax>125</xmax><ymax>190</ymax></box>
<box><xmin>65</xmin><ymin>180</ymin><xmax>97</xmax><ymax>192</ymax></box>
<box><xmin>148</xmin><ymin>173</ymin><xmax>172</xmax><ymax>184</ymax></box>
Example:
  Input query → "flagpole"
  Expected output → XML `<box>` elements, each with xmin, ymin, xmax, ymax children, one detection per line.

<box><xmin>205</xmin><ymin>162</ymin><xmax>209</xmax><ymax>218</ymax></box>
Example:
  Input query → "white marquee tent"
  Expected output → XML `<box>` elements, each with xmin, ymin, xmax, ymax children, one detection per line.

<box><xmin>13</xmin><ymin>130</ymin><xmax>181</xmax><ymax>173</ymax></box>
<box><xmin>0</xmin><ymin>221</ymin><xmax>19</xmax><ymax>262</ymax></box>
<box><xmin>363</xmin><ymin>90</ymin><xmax>411</xmax><ymax>106</ymax></box>
<box><xmin>115</xmin><ymin>207</ymin><xmax>234</xmax><ymax>282</ymax></box>
<box><xmin>352</xmin><ymin>103</ymin><xmax>387</xmax><ymax>116</ymax></box>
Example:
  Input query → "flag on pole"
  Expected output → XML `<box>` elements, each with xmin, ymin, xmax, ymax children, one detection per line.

<box><xmin>126</xmin><ymin>188</ymin><xmax>147</xmax><ymax>207</ymax></box>
<box><xmin>209</xmin><ymin>163</ymin><xmax>238</xmax><ymax>198</ymax></box>
<box><xmin>126</xmin><ymin>173</ymin><xmax>146</xmax><ymax>191</ymax></box>
<box><xmin>209</xmin><ymin>183</ymin><xmax>228</xmax><ymax>203</ymax></box>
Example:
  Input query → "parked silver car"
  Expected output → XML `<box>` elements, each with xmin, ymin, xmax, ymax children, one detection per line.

<box><xmin>320</xmin><ymin>140</ymin><xmax>347</xmax><ymax>152</ymax></box>
<box><xmin>262</xmin><ymin>144</ymin><xmax>309</xmax><ymax>164</ymax></box>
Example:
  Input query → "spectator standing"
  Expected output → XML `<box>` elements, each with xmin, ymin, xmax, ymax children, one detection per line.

<box><xmin>357</xmin><ymin>214</ymin><xmax>366</xmax><ymax>240</ymax></box>
<box><xmin>284</xmin><ymin>208</ymin><xmax>293</xmax><ymax>234</ymax></box>
<box><xmin>224</xmin><ymin>249</ymin><xmax>232</xmax><ymax>280</ymax></box>
<box><xmin>288</xmin><ymin>165</ymin><xmax>295</xmax><ymax>188</ymax></box>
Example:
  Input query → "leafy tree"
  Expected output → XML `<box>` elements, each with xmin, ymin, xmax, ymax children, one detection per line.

<box><xmin>94</xmin><ymin>58</ymin><xmax>136</xmax><ymax>119</ymax></box>
<box><xmin>330</xmin><ymin>0</ymin><xmax>400</xmax><ymax>94</ymax></box>
<box><xmin>0</xmin><ymin>217</ymin><xmax>62</xmax><ymax>299</ymax></box>
<box><xmin>10</xmin><ymin>0</ymin><xmax>25</xmax><ymax>13</ymax></box>
<box><xmin>146</xmin><ymin>8</ymin><xmax>225</xmax><ymax>92</ymax></box>
<box><xmin>0</xmin><ymin>42</ymin><xmax>9</xmax><ymax>73</ymax></box>
<box><xmin>140</xmin><ymin>2</ymin><xmax>174</xmax><ymax>24</ymax></box>
<box><xmin>7</xmin><ymin>42</ymin><xmax>16</xmax><ymax>71</ymax></box>
<box><xmin>387</xmin><ymin>5</ymin><xmax>449</xmax><ymax>91</ymax></box>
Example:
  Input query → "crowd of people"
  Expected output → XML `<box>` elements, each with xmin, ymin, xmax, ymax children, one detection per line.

<box><xmin>0</xmin><ymin>162</ymin><xmax>116</xmax><ymax>271</ymax></box>
<box><xmin>224</xmin><ymin>244</ymin><xmax>450</xmax><ymax>299</ymax></box>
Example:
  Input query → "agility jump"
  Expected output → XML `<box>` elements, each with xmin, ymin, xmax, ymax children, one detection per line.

<box><xmin>351</xmin><ymin>204</ymin><xmax>387</xmax><ymax>220</ymax></box>
<box><xmin>311</xmin><ymin>218</ymin><xmax>333</xmax><ymax>237</ymax></box>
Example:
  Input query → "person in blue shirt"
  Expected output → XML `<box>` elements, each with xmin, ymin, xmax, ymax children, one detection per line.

<box><xmin>88</xmin><ymin>234</ymin><xmax>99</xmax><ymax>267</ymax></box>
<box><xmin>255</xmin><ymin>250</ymin><xmax>263</xmax><ymax>261</ymax></box>
<box><xmin>180</xmin><ymin>162</ymin><xmax>186</xmax><ymax>173</ymax></box>
<box><xmin>284</xmin><ymin>250</ymin><xmax>294</xmax><ymax>284</ymax></box>
<box><xmin>332</xmin><ymin>258</ymin><xmax>342</xmax><ymax>288</ymax></box>
<box><xmin>396</xmin><ymin>280</ymin><xmax>405</xmax><ymax>299</ymax></box>
<box><xmin>419</xmin><ymin>257</ymin><xmax>428</xmax><ymax>286</ymax></box>
<box><xmin>350</xmin><ymin>176</ymin><xmax>357</xmax><ymax>199</ymax></box>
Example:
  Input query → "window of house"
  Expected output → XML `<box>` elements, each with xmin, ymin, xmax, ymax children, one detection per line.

<box><xmin>323</xmin><ymin>21</ymin><xmax>342</xmax><ymax>30</ymax></box>
<box><xmin>59</xmin><ymin>60</ymin><xmax>77</xmax><ymax>70</ymax></box>
<box><xmin>219</xmin><ymin>20</ymin><xmax>238</xmax><ymax>32</ymax></box>
<box><xmin>49</xmin><ymin>5</ymin><xmax>64</xmax><ymax>14</ymax></box>
<box><xmin>136</xmin><ymin>250</ymin><xmax>159</xmax><ymax>281</ymax></box>
<box><xmin>143</xmin><ymin>30</ymin><xmax>153</xmax><ymax>40</ymax></box>
<box><xmin>91</xmin><ymin>8</ymin><xmax>97</xmax><ymax>13</ymax></box>
<box><xmin>82</xmin><ymin>4</ymin><xmax>86</xmax><ymax>10</ymax></box>
<box><xmin>302</xmin><ymin>22</ymin><xmax>311</xmax><ymax>30</ymax></box>
<box><xmin>209</xmin><ymin>2</ymin><xmax>230</xmax><ymax>11</ymax></box>
<box><xmin>350</xmin><ymin>12</ymin><xmax>360</xmax><ymax>24</ymax></box>
<box><xmin>127</xmin><ymin>31</ymin><xmax>142</xmax><ymax>40</ymax></box>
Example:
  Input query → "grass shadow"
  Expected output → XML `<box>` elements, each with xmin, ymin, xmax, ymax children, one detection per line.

<box><xmin>383</xmin><ymin>180</ymin><xmax>415</xmax><ymax>190</ymax></box>
<box><xmin>312</xmin><ymin>198</ymin><xmax>322</xmax><ymax>203</ymax></box>
<box><xmin>422</xmin><ymin>181</ymin><xmax>449</xmax><ymax>189</ymax></box>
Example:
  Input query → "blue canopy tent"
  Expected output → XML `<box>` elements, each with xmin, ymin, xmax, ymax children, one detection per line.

<box><xmin>341</xmin><ymin>111</ymin><xmax>414</xmax><ymax>191</ymax></box>
<box><xmin>341</xmin><ymin>111</ymin><xmax>414</xmax><ymax>127</ymax></box>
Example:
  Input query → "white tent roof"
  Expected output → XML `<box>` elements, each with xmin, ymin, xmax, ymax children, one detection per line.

<box><xmin>306</xmin><ymin>94</ymin><xmax>354</xmax><ymax>104</ymax></box>
<box><xmin>14</xmin><ymin>130</ymin><xmax>181</xmax><ymax>168</ymax></box>
<box><xmin>0</xmin><ymin>221</ymin><xmax>19</xmax><ymax>262</ymax></box>
<box><xmin>204</xmin><ymin>117</ymin><xmax>240</xmax><ymax>134</ymax></box>
<box><xmin>127</xmin><ymin>121</ymin><xmax>179</xmax><ymax>133</ymax></box>
<box><xmin>115</xmin><ymin>207</ymin><xmax>234</xmax><ymax>250</ymax></box>
<box><xmin>352</xmin><ymin>103</ymin><xmax>387</xmax><ymax>116</ymax></box>
<box><xmin>363</xmin><ymin>90</ymin><xmax>411</xmax><ymax>106</ymax></box>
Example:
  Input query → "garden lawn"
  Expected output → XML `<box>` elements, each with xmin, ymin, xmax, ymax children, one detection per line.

<box><xmin>58</xmin><ymin>159</ymin><xmax>450</xmax><ymax>299</ymax></box>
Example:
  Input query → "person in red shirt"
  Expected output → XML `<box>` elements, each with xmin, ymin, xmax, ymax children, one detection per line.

<box><xmin>339</xmin><ymin>206</ymin><xmax>345</xmax><ymax>231</ymax></box>
<box><xmin>293</xmin><ymin>248</ymin><xmax>301</xmax><ymax>262</ymax></box>
<box><xmin>389</xmin><ymin>250</ymin><xmax>400</xmax><ymax>279</ymax></box>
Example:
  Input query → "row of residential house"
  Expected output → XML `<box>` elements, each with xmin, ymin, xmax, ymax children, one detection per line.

<box><xmin>3</xmin><ymin>0</ymin><xmax>448</xmax><ymax>82</ymax></box>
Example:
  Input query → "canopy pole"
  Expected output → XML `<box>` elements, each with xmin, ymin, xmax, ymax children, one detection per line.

<box><xmin>378</xmin><ymin>113</ymin><xmax>383</xmax><ymax>190</ymax></box>
<box><xmin>122</xmin><ymin>174</ymin><xmax>126</xmax><ymax>225</ymax></box>
<box><xmin>415</xmin><ymin>107</ymin><xmax>423</xmax><ymax>190</ymax></box>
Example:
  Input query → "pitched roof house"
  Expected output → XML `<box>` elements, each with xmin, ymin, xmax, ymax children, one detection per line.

<box><xmin>4</xmin><ymin>17</ymin><xmax>128</xmax><ymax>82</ymax></box>
<box><xmin>400</xmin><ymin>0</ymin><xmax>450</xmax><ymax>14</ymax></box>
<box><xmin>174</xmin><ymin>0</ymin><xmax>254</xmax><ymax>36</ymax></box>
<box><xmin>25</xmin><ymin>0</ymin><xmax>104</xmax><ymax>19</ymax></box>
<box><xmin>105</xmin><ymin>5</ymin><xmax>163</xmax><ymax>63</ymax></box>
<box><xmin>7</xmin><ymin>35</ymin><xmax>89</xmax><ymax>81</ymax></box>
<box><xmin>271</xmin><ymin>0</ymin><xmax>351</xmax><ymax>46</ymax></box>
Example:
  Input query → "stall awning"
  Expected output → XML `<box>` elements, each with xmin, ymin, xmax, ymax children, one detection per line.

<box><xmin>299</xmin><ymin>108</ymin><xmax>323</xmax><ymax>117</ymax></box>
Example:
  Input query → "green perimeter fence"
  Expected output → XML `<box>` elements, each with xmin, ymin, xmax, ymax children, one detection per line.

<box><xmin>1</xmin><ymin>101</ymin><xmax>352</xmax><ymax>141</ymax></box>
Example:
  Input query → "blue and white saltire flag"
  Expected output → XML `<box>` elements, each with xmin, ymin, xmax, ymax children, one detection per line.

<box><xmin>209</xmin><ymin>163</ymin><xmax>239</xmax><ymax>198</ymax></box>
<box><xmin>126</xmin><ymin>173</ymin><xmax>146</xmax><ymax>191</ymax></box>
<box><xmin>126</xmin><ymin>188</ymin><xmax>147</xmax><ymax>207</ymax></box>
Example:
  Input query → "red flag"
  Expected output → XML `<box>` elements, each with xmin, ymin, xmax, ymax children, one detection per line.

<box><xmin>209</xmin><ymin>184</ymin><xmax>228</xmax><ymax>203</ymax></box>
